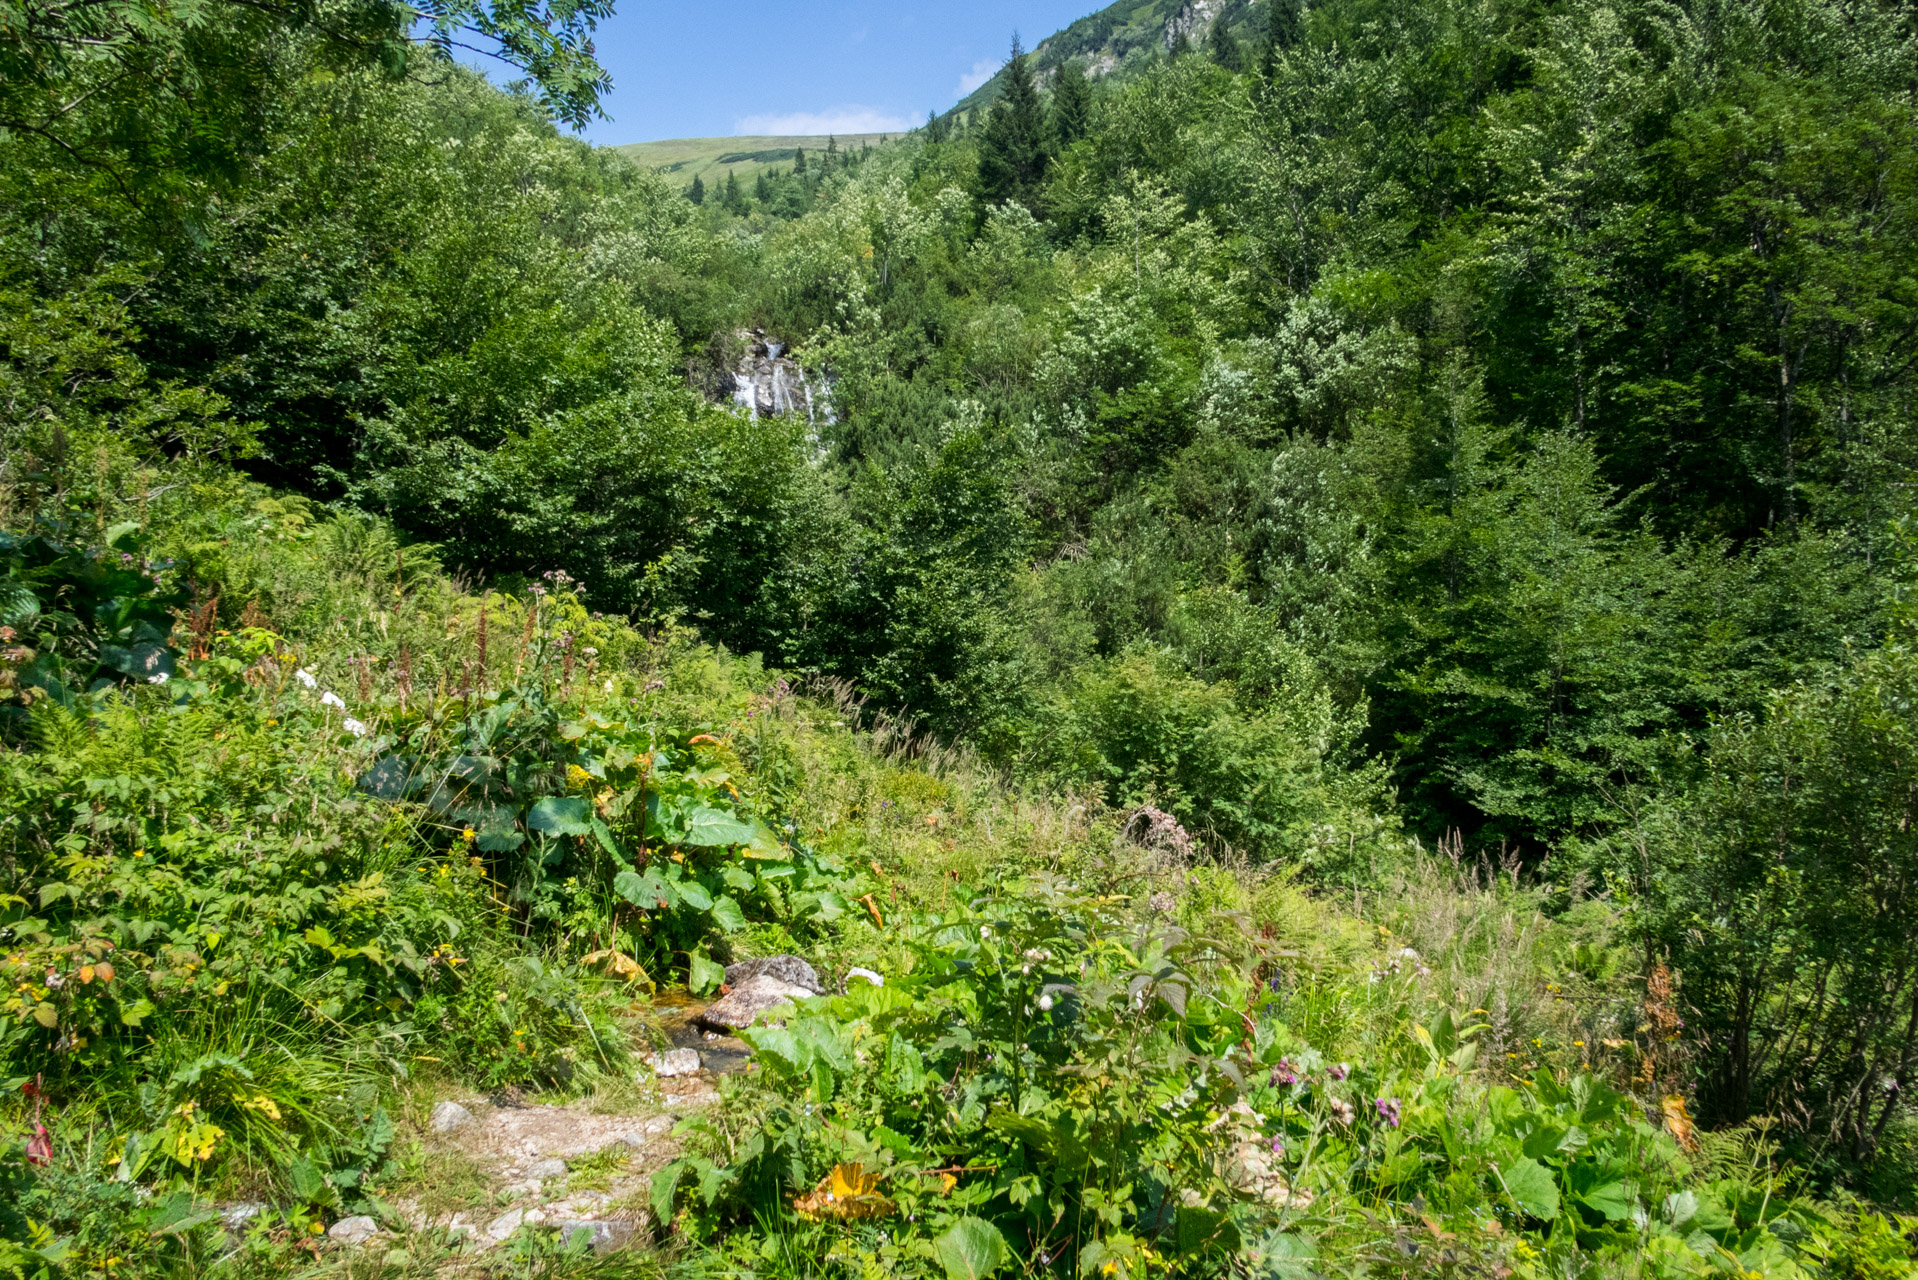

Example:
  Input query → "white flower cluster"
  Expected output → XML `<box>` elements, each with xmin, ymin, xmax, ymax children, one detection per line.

<box><xmin>295</xmin><ymin>668</ymin><xmax>369</xmax><ymax>736</ymax></box>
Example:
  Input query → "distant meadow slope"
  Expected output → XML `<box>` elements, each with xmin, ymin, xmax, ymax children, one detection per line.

<box><xmin>617</xmin><ymin>133</ymin><xmax>905</xmax><ymax>188</ymax></box>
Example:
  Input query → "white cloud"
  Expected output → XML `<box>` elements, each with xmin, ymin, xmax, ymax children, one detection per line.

<box><xmin>956</xmin><ymin>58</ymin><xmax>998</xmax><ymax>96</ymax></box>
<box><xmin>733</xmin><ymin>107</ymin><xmax>913</xmax><ymax>137</ymax></box>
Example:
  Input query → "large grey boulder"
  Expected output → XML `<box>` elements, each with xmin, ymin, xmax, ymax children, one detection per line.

<box><xmin>698</xmin><ymin>973</ymin><xmax>816</xmax><ymax>1031</ymax></box>
<box><xmin>429</xmin><ymin>1101</ymin><xmax>474</xmax><ymax>1133</ymax></box>
<box><xmin>328</xmin><ymin>1216</ymin><xmax>380</xmax><ymax>1246</ymax></box>
<box><xmin>724</xmin><ymin>955</ymin><xmax>821</xmax><ymax>993</ymax></box>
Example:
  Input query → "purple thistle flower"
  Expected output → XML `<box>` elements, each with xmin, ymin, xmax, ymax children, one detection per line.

<box><xmin>1328</xmin><ymin>1062</ymin><xmax>1350</xmax><ymax>1082</ymax></box>
<box><xmin>1270</xmin><ymin>1059</ymin><xmax>1299</xmax><ymax>1087</ymax></box>
<box><xmin>1375</xmin><ymin>1096</ymin><xmax>1401</xmax><ymax>1128</ymax></box>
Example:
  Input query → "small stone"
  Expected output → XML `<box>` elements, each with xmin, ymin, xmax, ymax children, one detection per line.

<box><xmin>552</xmin><ymin>1219</ymin><xmax>636</xmax><ymax>1255</ymax></box>
<box><xmin>523</xmin><ymin>1209</ymin><xmax>548</xmax><ymax>1226</ymax></box>
<box><xmin>698</xmin><ymin>973</ymin><xmax>817</xmax><ymax>1031</ymax></box>
<box><xmin>724</xmin><ymin>955</ymin><xmax>822</xmax><ymax>994</ymax></box>
<box><xmin>526</xmin><ymin>1158</ymin><xmax>568</xmax><ymax>1181</ymax></box>
<box><xmin>429</xmin><ymin>1101</ymin><xmax>474</xmax><ymax>1134</ymax></box>
<box><xmin>847</xmin><ymin>967</ymin><xmax>884</xmax><ymax>988</ymax></box>
<box><xmin>648</xmin><ymin>1048</ymin><xmax>701</xmax><ymax>1078</ymax></box>
<box><xmin>328</xmin><ymin>1215</ymin><xmax>380</xmax><ymax>1246</ymax></box>
<box><xmin>221</xmin><ymin>1203</ymin><xmax>266</xmax><ymax>1235</ymax></box>
<box><xmin>485</xmin><ymin>1209</ymin><xmax>526</xmax><ymax>1242</ymax></box>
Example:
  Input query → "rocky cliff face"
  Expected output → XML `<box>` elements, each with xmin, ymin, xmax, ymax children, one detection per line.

<box><xmin>731</xmin><ymin>333</ymin><xmax>830</xmax><ymax>426</ymax></box>
<box><xmin>1163</xmin><ymin>0</ymin><xmax>1223</xmax><ymax>50</ymax></box>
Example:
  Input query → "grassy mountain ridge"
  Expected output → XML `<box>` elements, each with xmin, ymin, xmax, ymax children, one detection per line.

<box><xmin>617</xmin><ymin>133</ymin><xmax>903</xmax><ymax>189</ymax></box>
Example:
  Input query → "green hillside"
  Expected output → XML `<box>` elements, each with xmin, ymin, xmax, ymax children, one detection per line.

<box><xmin>616</xmin><ymin>132</ymin><xmax>903</xmax><ymax>189</ymax></box>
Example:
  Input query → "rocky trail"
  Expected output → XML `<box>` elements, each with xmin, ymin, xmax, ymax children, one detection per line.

<box><xmin>305</xmin><ymin>955</ymin><xmax>850</xmax><ymax>1259</ymax></box>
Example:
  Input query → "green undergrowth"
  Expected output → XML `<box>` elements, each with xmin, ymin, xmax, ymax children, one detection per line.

<box><xmin>1</xmin><ymin>488</ymin><xmax>1914</xmax><ymax>1279</ymax></box>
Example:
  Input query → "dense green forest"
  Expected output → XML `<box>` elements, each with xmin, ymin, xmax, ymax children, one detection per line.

<box><xmin>5</xmin><ymin>0</ymin><xmax>1918</xmax><ymax>1275</ymax></box>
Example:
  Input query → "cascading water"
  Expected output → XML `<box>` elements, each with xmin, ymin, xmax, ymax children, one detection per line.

<box><xmin>733</xmin><ymin>373</ymin><xmax>758</xmax><ymax>420</ymax></box>
<box><xmin>770</xmin><ymin>364</ymin><xmax>788</xmax><ymax>416</ymax></box>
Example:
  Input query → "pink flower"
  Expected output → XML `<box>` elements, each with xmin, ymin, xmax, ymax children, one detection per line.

<box><xmin>1375</xmin><ymin>1097</ymin><xmax>1401</xmax><ymax>1127</ymax></box>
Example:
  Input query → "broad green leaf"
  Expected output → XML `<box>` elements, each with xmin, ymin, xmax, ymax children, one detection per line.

<box><xmin>1579</xmin><ymin>1180</ymin><xmax>1635</xmax><ymax>1221</ymax></box>
<box><xmin>1503</xmin><ymin>1157</ymin><xmax>1560</xmax><ymax>1220</ymax></box>
<box><xmin>651</xmin><ymin>1161</ymin><xmax>688</xmax><ymax>1223</ymax></box>
<box><xmin>688</xmin><ymin>951</ymin><xmax>724</xmax><ymax>995</ymax></box>
<box><xmin>527</xmin><ymin>796</ymin><xmax>592</xmax><ymax>837</ymax></box>
<box><xmin>710</xmin><ymin>894</ymin><xmax>748</xmax><ymax>932</ymax></box>
<box><xmin>683</xmin><ymin>806</ymin><xmax>756</xmax><ymax>847</ymax></box>
<box><xmin>933</xmin><ymin>1219</ymin><xmax>1008</xmax><ymax>1280</ymax></box>
<box><xmin>591</xmin><ymin>818</ymin><xmax>621</xmax><ymax>857</ymax></box>
<box><xmin>675</xmin><ymin>879</ymin><xmax>714</xmax><ymax>911</ymax></box>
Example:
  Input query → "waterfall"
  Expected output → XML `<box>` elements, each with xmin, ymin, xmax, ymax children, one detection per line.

<box><xmin>767</xmin><ymin>342</ymin><xmax>785</xmax><ymax>360</ymax></box>
<box><xmin>770</xmin><ymin>363</ymin><xmax>788</xmax><ymax>415</ymax></box>
<box><xmin>733</xmin><ymin>372</ymin><xmax>758</xmax><ymax>420</ymax></box>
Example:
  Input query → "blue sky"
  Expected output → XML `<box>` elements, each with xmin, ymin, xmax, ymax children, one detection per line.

<box><xmin>562</xmin><ymin>0</ymin><xmax>1102</xmax><ymax>145</ymax></box>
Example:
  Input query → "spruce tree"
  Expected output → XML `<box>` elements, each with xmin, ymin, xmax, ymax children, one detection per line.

<box><xmin>1208</xmin><ymin>17</ymin><xmax>1244</xmax><ymax>71</ymax></box>
<box><xmin>978</xmin><ymin>35</ymin><xmax>1049</xmax><ymax>208</ymax></box>
<box><xmin>754</xmin><ymin>172</ymin><xmax>770</xmax><ymax>204</ymax></box>
<box><xmin>826</xmin><ymin>135</ymin><xmax>839</xmax><ymax>170</ymax></box>
<box><xmin>723</xmin><ymin>170</ymin><xmax>743</xmax><ymax>213</ymax></box>
<box><xmin>792</xmin><ymin>147</ymin><xmax>807</xmax><ymax>175</ymax></box>
<box><xmin>1169</xmin><ymin>28</ymin><xmax>1192</xmax><ymax>58</ymax></box>
<box><xmin>688</xmin><ymin>173</ymin><xmax>705</xmax><ymax>204</ymax></box>
<box><xmin>1260</xmin><ymin>0</ymin><xmax>1303</xmax><ymax>80</ymax></box>
<box><xmin>1052</xmin><ymin>61</ymin><xmax>1093</xmax><ymax>149</ymax></box>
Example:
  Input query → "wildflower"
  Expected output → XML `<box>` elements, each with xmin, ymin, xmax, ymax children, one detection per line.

<box><xmin>1329</xmin><ymin>1098</ymin><xmax>1355</xmax><ymax>1126</ymax></box>
<box><xmin>147</xmin><ymin>672</ymin><xmax>169</xmax><ymax>685</ymax></box>
<box><xmin>1038</xmin><ymin>994</ymin><xmax>1054</xmax><ymax>1012</ymax></box>
<box><xmin>1270</xmin><ymin>1138</ymin><xmax>1285</xmax><ymax>1157</ymax></box>
<box><xmin>296</xmin><ymin>669</ymin><xmax>317</xmax><ymax>688</ymax></box>
<box><xmin>1327</xmin><ymin>1062</ymin><xmax>1350</xmax><ymax>1081</ymax></box>
<box><xmin>1270</xmin><ymin>1060</ymin><xmax>1299</xmax><ymax>1087</ymax></box>
<box><xmin>320</xmin><ymin>691</ymin><xmax>345</xmax><ymax>710</ymax></box>
<box><xmin>980</xmin><ymin>926</ymin><xmax>991</xmax><ymax>939</ymax></box>
<box><xmin>1149</xmin><ymin>891</ymin><xmax>1176</xmax><ymax>913</ymax></box>
<box><xmin>342</xmin><ymin>717</ymin><xmax>368</xmax><ymax>737</ymax></box>
<box><xmin>1267</xmin><ymin>974</ymin><xmax>1284</xmax><ymax>994</ymax></box>
<box><xmin>1375</xmin><ymin>1097</ymin><xmax>1401</xmax><ymax>1128</ymax></box>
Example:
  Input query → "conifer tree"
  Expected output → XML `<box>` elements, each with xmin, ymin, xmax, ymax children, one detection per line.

<box><xmin>754</xmin><ymin>172</ymin><xmax>770</xmax><ymax>204</ymax></box>
<box><xmin>723</xmin><ymin>170</ymin><xmax>743</xmax><ymax>213</ymax></box>
<box><xmin>978</xmin><ymin>35</ymin><xmax>1048</xmax><ymax>208</ymax></box>
<box><xmin>1208</xmin><ymin>17</ymin><xmax>1243</xmax><ymax>71</ymax></box>
<box><xmin>688</xmin><ymin>173</ymin><xmax>705</xmax><ymax>204</ymax></box>
<box><xmin>1052</xmin><ymin>61</ymin><xmax>1093</xmax><ymax>149</ymax></box>
<box><xmin>1260</xmin><ymin>0</ymin><xmax>1302</xmax><ymax>80</ymax></box>
<box><xmin>792</xmin><ymin>147</ymin><xmax>807</xmax><ymax>175</ymax></box>
<box><xmin>1169</xmin><ymin>28</ymin><xmax>1192</xmax><ymax>58</ymax></box>
<box><xmin>826</xmin><ymin>135</ymin><xmax>839</xmax><ymax>170</ymax></box>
